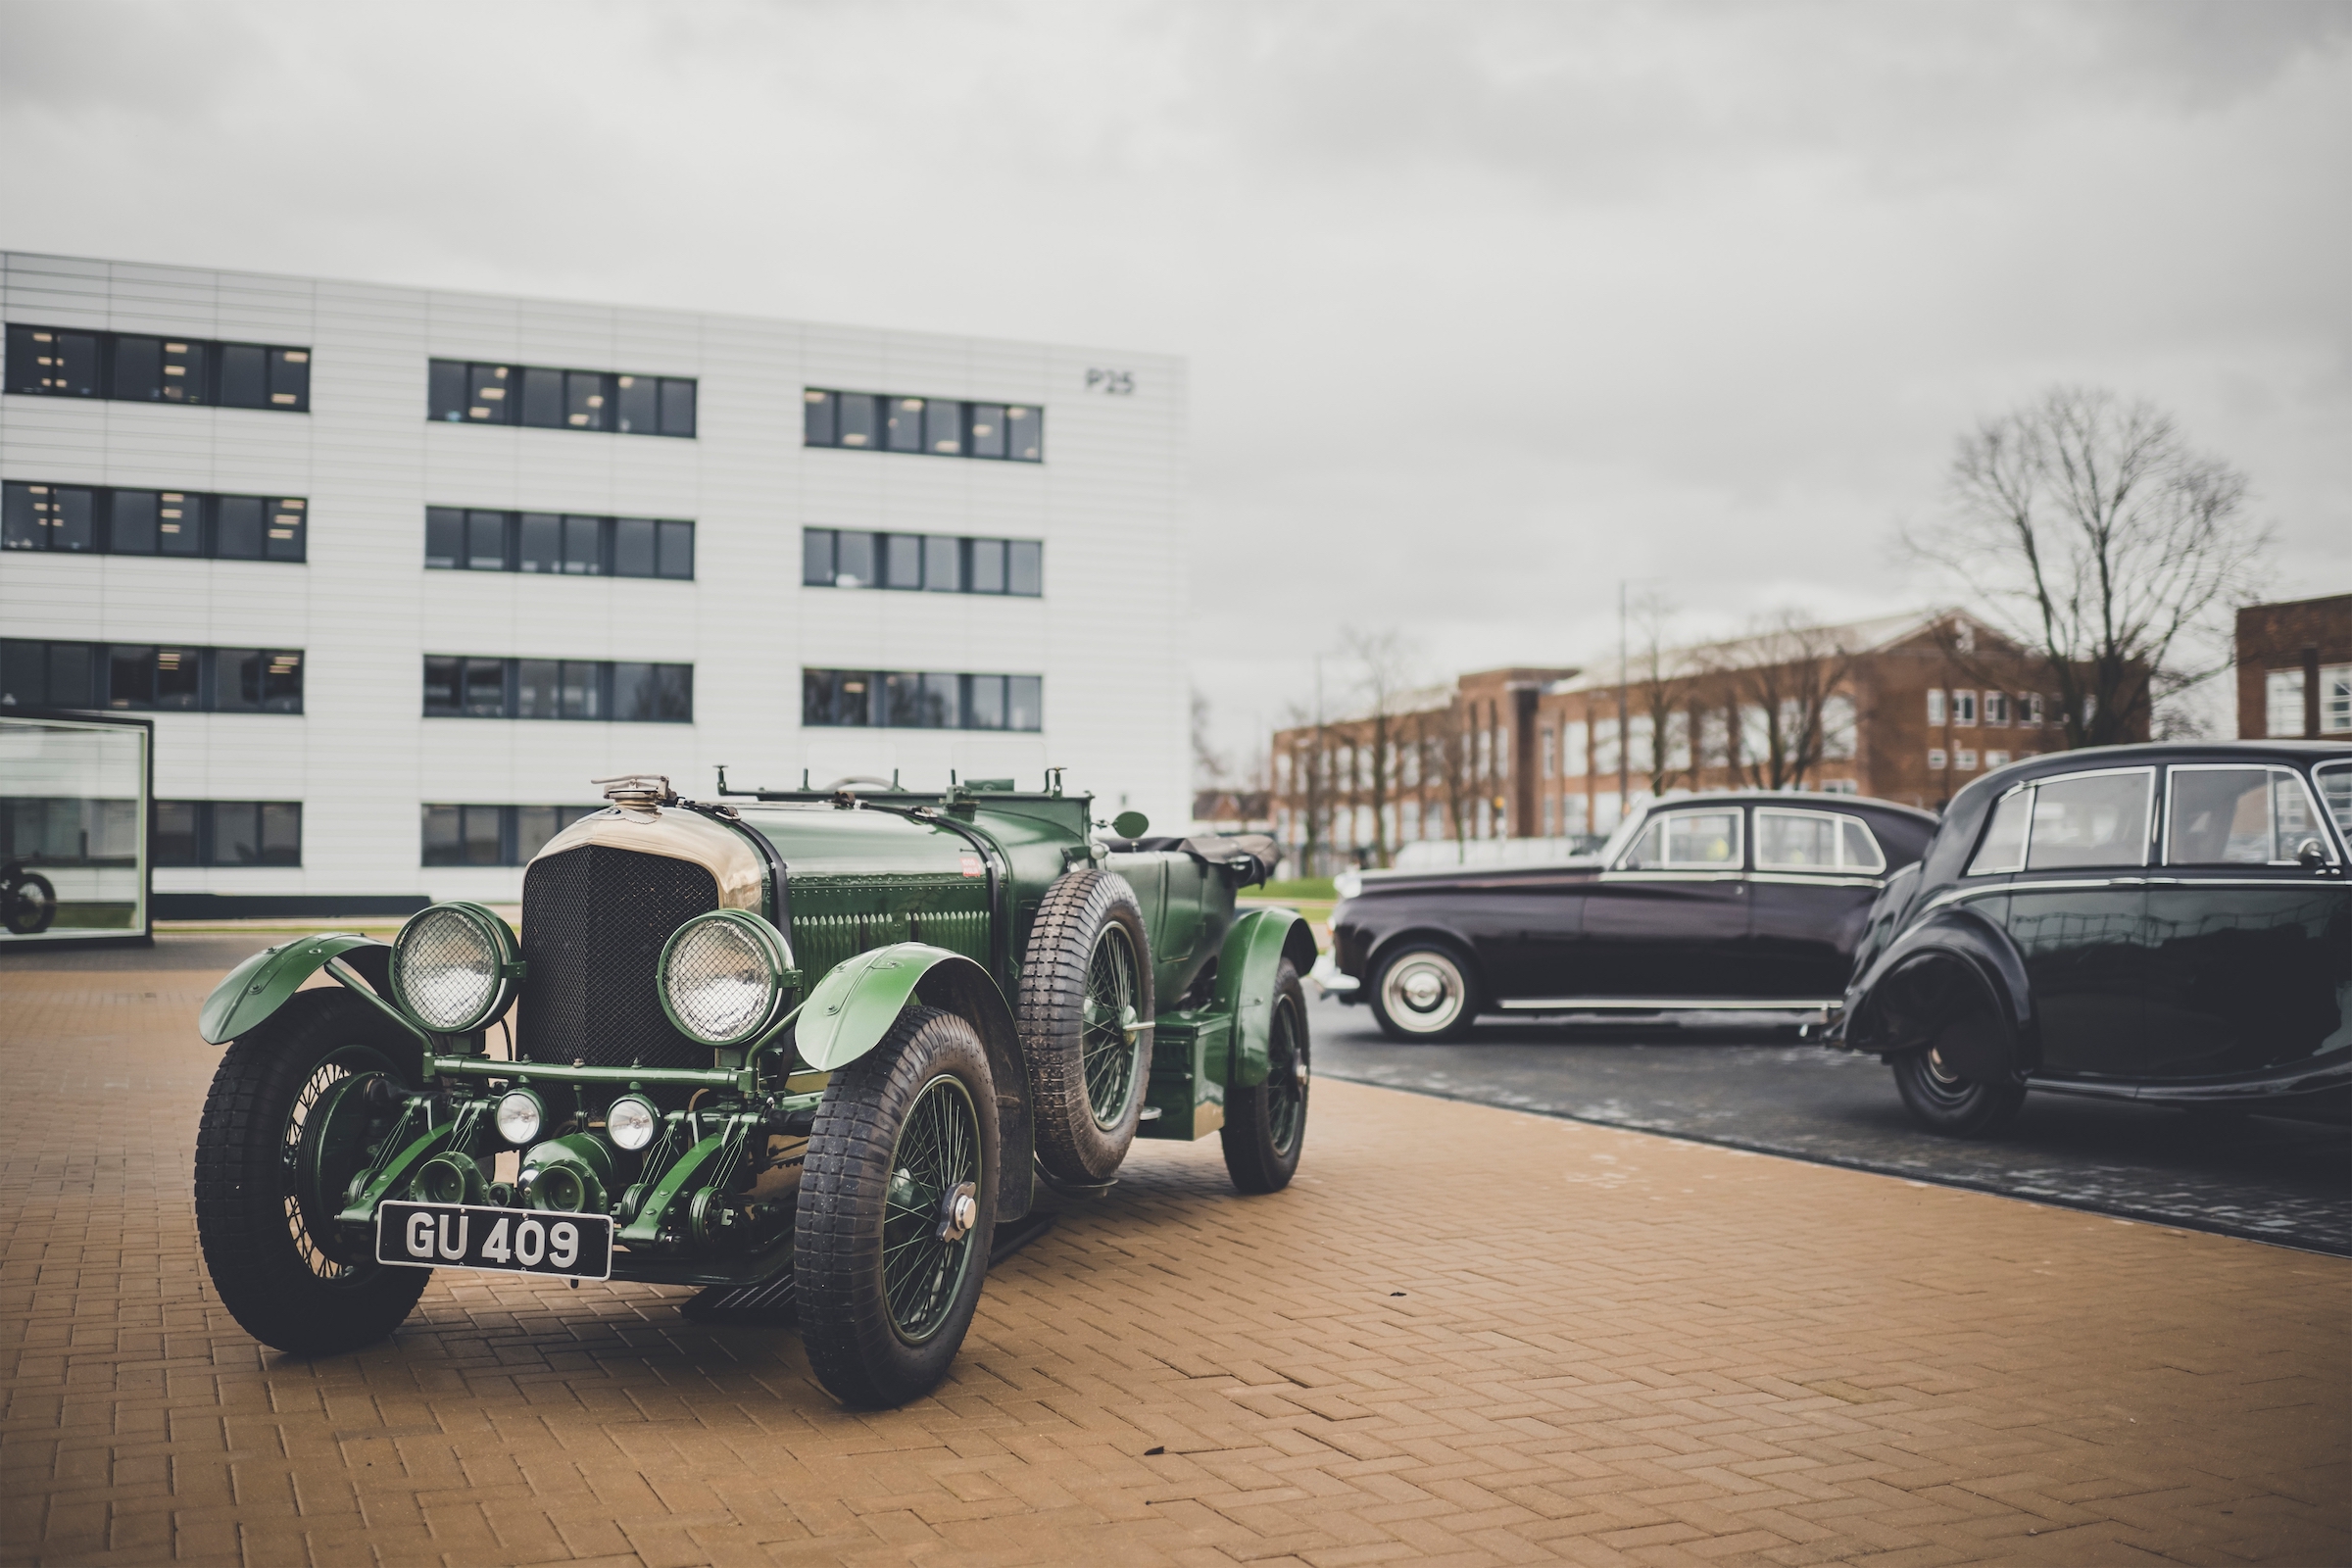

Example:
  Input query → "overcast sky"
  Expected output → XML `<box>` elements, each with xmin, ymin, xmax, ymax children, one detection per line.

<box><xmin>4</xmin><ymin>1</ymin><xmax>2346</xmax><ymax>766</ymax></box>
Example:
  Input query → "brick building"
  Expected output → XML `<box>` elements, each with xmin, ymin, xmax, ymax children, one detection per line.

<box><xmin>1269</xmin><ymin>609</ymin><xmax>2137</xmax><ymax>870</ymax></box>
<box><xmin>2235</xmin><ymin>593</ymin><xmax>2352</xmax><ymax>740</ymax></box>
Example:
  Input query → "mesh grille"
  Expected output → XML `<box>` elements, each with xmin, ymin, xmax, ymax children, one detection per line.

<box><xmin>520</xmin><ymin>846</ymin><xmax>720</xmax><ymax>1068</ymax></box>
<box><xmin>662</xmin><ymin>920</ymin><xmax>775</xmax><ymax>1043</ymax></box>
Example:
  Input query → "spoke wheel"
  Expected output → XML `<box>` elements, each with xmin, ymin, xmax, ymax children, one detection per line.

<box><xmin>195</xmin><ymin>990</ymin><xmax>430</xmax><ymax>1356</ymax></box>
<box><xmin>799</xmin><ymin>1005</ymin><xmax>1000</xmax><ymax>1407</ymax></box>
<box><xmin>881</xmin><ymin>1074</ymin><xmax>983</xmax><ymax>1343</ymax></box>
<box><xmin>1221</xmin><ymin>957</ymin><xmax>1311</xmax><ymax>1194</ymax></box>
<box><xmin>1080</xmin><ymin>927</ymin><xmax>1142</xmax><ymax>1130</ymax></box>
<box><xmin>1018</xmin><ymin>868</ymin><xmax>1154</xmax><ymax>1184</ymax></box>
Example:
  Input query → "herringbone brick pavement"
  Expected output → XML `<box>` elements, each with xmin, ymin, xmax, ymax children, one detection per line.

<box><xmin>1</xmin><ymin>960</ymin><xmax>2343</xmax><ymax>1566</ymax></box>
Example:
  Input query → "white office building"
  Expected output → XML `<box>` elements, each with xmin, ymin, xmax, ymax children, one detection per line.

<box><xmin>0</xmin><ymin>252</ymin><xmax>1187</xmax><ymax>914</ymax></box>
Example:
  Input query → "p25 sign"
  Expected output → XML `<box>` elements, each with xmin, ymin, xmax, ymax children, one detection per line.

<box><xmin>1085</xmin><ymin>368</ymin><xmax>1135</xmax><ymax>395</ymax></box>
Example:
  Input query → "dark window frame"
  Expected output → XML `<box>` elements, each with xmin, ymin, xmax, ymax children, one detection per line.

<box><xmin>421</xmin><ymin>656</ymin><xmax>693</xmax><ymax>723</ymax></box>
<box><xmin>423</xmin><ymin>507</ymin><xmax>693</xmax><ymax>579</ymax></box>
<box><xmin>6</xmin><ymin>323</ymin><xmax>310</xmax><ymax>411</ymax></box>
<box><xmin>801</xmin><ymin>667</ymin><xmax>1042</xmax><ymax>732</ymax></box>
<box><xmin>426</xmin><ymin>358</ymin><xmax>696</xmax><ymax>438</ymax></box>
<box><xmin>151</xmin><ymin>800</ymin><xmax>303</xmax><ymax>866</ymax></box>
<box><xmin>4</xmin><ymin>481</ymin><xmax>307</xmax><ymax>562</ymax></box>
<box><xmin>801</xmin><ymin>527</ymin><xmax>1042</xmax><ymax>596</ymax></box>
<box><xmin>803</xmin><ymin>387</ymin><xmax>1042</xmax><ymax>463</ymax></box>
<box><xmin>0</xmin><ymin>640</ymin><xmax>303</xmax><ymax>713</ymax></box>
<box><xmin>419</xmin><ymin>802</ymin><xmax>600</xmax><ymax>866</ymax></box>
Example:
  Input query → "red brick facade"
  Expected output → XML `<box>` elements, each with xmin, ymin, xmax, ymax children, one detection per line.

<box><xmin>2235</xmin><ymin>594</ymin><xmax>2352</xmax><ymax>740</ymax></box>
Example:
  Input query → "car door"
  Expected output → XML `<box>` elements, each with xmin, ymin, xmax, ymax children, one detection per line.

<box><xmin>2140</xmin><ymin>762</ymin><xmax>2352</xmax><ymax>1081</ymax></box>
<box><xmin>1747</xmin><ymin>808</ymin><xmax>1889</xmax><ymax>1002</ymax></box>
<box><xmin>1996</xmin><ymin>765</ymin><xmax>2156</xmax><ymax>1083</ymax></box>
<box><xmin>1459</xmin><ymin>866</ymin><xmax>1591</xmax><ymax>1002</ymax></box>
<box><xmin>1576</xmin><ymin>806</ymin><xmax>1750</xmax><ymax>1000</ymax></box>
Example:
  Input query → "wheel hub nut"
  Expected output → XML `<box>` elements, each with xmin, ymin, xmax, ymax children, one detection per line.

<box><xmin>937</xmin><ymin>1182</ymin><xmax>979</xmax><ymax>1243</ymax></box>
<box><xmin>1403</xmin><ymin>971</ymin><xmax>1444</xmax><ymax>1008</ymax></box>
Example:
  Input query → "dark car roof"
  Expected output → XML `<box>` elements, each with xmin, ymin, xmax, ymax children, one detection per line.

<box><xmin>1915</xmin><ymin>740</ymin><xmax>2352</xmax><ymax>894</ymax></box>
<box><xmin>1628</xmin><ymin>790</ymin><xmax>1936</xmax><ymax>826</ymax></box>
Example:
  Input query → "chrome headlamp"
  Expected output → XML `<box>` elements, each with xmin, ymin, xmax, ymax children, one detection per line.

<box><xmin>495</xmin><ymin>1088</ymin><xmax>546</xmax><ymax>1147</ymax></box>
<box><xmin>658</xmin><ymin>908</ymin><xmax>795</xmax><ymax>1049</ymax></box>
<box><xmin>390</xmin><ymin>902</ymin><xmax>520</xmax><ymax>1033</ymax></box>
<box><xmin>606</xmin><ymin>1094</ymin><xmax>660</xmax><ymax>1152</ymax></box>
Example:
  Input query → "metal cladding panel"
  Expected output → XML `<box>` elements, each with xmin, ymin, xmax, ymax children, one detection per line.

<box><xmin>519</xmin><ymin>844</ymin><xmax>718</xmax><ymax>1068</ymax></box>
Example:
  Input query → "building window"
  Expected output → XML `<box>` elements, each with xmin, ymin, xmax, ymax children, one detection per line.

<box><xmin>423</xmin><ymin>509</ymin><xmax>692</xmax><ymax>578</ymax></box>
<box><xmin>3</xmin><ymin>482</ymin><xmax>307</xmax><ymax>562</ymax></box>
<box><xmin>1957</xmin><ymin>749</ymin><xmax>1979</xmax><ymax>771</ymax></box>
<box><xmin>1953</xmin><ymin>691</ymin><xmax>1978</xmax><ymax>725</ymax></box>
<box><xmin>153</xmin><ymin>801</ymin><xmax>302</xmax><ymax>866</ymax></box>
<box><xmin>6</xmin><ymin>324</ymin><xmax>310</xmax><ymax>411</ymax></box>
<box><xmin>2266</xmin><ymin>668</ymin><xmax>2306</xmax><ymax>737</ymax></box>
<box><xmin>1984</xmin><ymin>691</ymin><xmax>2009</xmax><ymax>725</ymax></box>
<box><xmin>420</xmin><ymin>803</ymin><xmax>600</xmax><ymax>866</ymax></box>
<box><xmin>2326</xmin><ymin>664</ymin><xmax>2352</xmax><ymax>734</ymax></box>
<box><xmin>1929</xmin><ymin>748</ymin><xmax>1948</xmax><ymax>770</ymax></box>
<box><xmin>1821</xmin><ymin>694</ymin><xmax>1857</xmax><ymax>760</ymax></box>
<box><xmin>803</xmin><ymin>389</ymin><xmax>1043</xmax><ymax>463</ymax></box>
<box><xmin>801</xmin><ymin>529</ymin><xmax>1041</xmax><ymax>595</ymax></box>
<box><xmin>1985</xmin><ymin>751</ymin><xmax>2011</xmax><ymax>769</ymax></box>
<box><xmin>802</xmin><ymin>668</ymin><xmax>1042</xmax><ymax>731</ymax></box>
<box><xmin>426</xmin><ymin>360</ymin><xmax>695</xmax><ymax>437</ymax></box>
<box><xmin>1926</xmin><ymin>689</ymin><xmax>1945</xmax><ymax>724</ymax></box>
<box><xmin>422</xmin><ymin>658</ymin><xmax>692</xmax><ymax>722</ymax></box>
<box><xmin>2024</xmin><ymin>692</ymin><xmax>2044</xmax><ymax>726</ymax></box>
<box><xmin>0</xmin><ymin>641</ymin><xmax>302</xmax><ymax>712</ymax></box>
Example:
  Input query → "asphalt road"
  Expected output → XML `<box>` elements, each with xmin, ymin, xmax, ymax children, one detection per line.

<box><xmin>18</xmin><ymin>936</ymin><xmax>2345</xmax><ymax>1256</ymax></box>
<box><xmin>1306</xmin><ymin>990</ymin><xmax>2352</xmax><ymax>1257</ymax></box>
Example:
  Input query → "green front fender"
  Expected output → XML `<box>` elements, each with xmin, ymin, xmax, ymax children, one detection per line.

<box><xmin>198</xmin><ymin>933</ymin><xmax>397</xmax><ymax>1045</ymax></box>
<box><xmin>791</xmin><ymin>943</ymin><xmax>1035</xmax><ymax>1221</ymax></box>
<box><xmin>1215</xmin><ymin>907</ymin><xmax>1320</xmax><ymax>1088</ymax></box>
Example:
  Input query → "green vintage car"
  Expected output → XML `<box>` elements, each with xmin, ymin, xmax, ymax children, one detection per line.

<box><xmin>192</xmin><ymin>773</ymin><xmax>1313</xmax><ymax>1405</ymax></box>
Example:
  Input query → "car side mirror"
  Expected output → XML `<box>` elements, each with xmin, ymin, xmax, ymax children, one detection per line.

<box><xmin>2295</xmin><ymin>838</ymin><xmax>2328</xmax><ymax>870</ymax></box>
<box><xmin>1112</xmin><ymin>810</ymin><xmax>1150</xmax><ymax>839</ymax></box>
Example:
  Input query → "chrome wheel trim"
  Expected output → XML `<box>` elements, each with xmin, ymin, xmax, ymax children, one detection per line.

<box><xmin>1380</xmin><ymin>952</ymin><xmax>1466</xmax><ymax>1035</ymax></box>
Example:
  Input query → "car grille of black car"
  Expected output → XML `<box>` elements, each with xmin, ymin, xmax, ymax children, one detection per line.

<box><xmin>519</xmin><ymin>844</ymin><xmax>719</xmax><ymax>1069</ymax></box>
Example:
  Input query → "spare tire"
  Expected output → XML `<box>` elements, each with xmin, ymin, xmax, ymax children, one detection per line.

<box><xmin>1017</xmin><ymin>869</ymin><xmax>1153</xmax><ymax>1183</ymax></box>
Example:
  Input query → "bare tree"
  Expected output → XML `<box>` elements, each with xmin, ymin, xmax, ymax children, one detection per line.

<box><xmin>1278</xmin><ymin>698</ymin><xmax>1330</xmax><ymax>876</ymax></box>
<box><xmin>1190</xmin><ymin>688</ymin><xmax>1228</xmax><ymax>790</ymax></box>
<box><xmin>1340</xmin><ymin>627</ymin><xmax>1422</xmax><ymax>869</ymax></box>
<box><xmin>1413</xmin><ymin>703</ymin><xmax>1479</xmax><ymax>863</ymax></box>
<box><xmin>1910</xmin><ymin>386</ymin><xmax>2267</xmax><ymax>748</ymax></box>
<box><xmin>1628</xmin><ymin>593</ymin><xmax>1688</xmax><ymax>798</ymax></box>
<box><xmin>1707</xmin><ymin>612</ymin><xmax>1855</xmax><ymax>791</ymax></box>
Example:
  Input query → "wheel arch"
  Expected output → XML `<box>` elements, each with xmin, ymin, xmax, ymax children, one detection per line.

<box><xmin>1845</xmin><ymin>907</ymin><xmax>2038</xmax><ymax>1081</ymax></box>
<box><xmin>1214</xmin><ymin>906</ymin><xmax>1320</xmax><ymax>1089</ymax></box>
<box><xmin>198</xmin><ymin>933</ymin><xmax>398</xmax><ymax>1045</ymax></box>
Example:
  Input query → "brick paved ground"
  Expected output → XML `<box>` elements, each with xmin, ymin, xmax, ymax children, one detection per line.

<box><xmin>3</xmin><ymin>947</ymin><xmax>2345</xmax><ymax>1566</ymax></box>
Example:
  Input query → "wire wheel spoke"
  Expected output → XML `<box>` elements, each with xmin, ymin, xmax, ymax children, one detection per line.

<box><xmin>1081</xmin><ymin>927</ymin><xmax>1139</xmax><ymax>1127</ymax></box>
<box><xmin>1265</xmin><ymin>997</ymin><xmax>1306</xmax><ymax>1155</ymax></box>
<box><xmin>880</xmin><ymin>1073</ymin><xmax>980</xmax><ymax>1342</ymax></box>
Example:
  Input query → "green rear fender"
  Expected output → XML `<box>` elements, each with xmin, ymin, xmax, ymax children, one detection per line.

<box><xmin>198</xmin><ymin>933</ymin><xmax>396</xmax><ymax>1045</ymax></box>
<box><xmin>793</xmin><ymin>943</ymin><xmax>1034</xmax><ymax>1220</ymax></box>
<box><xmin>1215</xmin><ymin>908</ymin><xmax>1319</xmax><ymax>1088</ymax></box>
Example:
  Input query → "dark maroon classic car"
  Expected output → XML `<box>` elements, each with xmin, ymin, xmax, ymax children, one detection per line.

<box><xmin>1835</xmin><ymin>742</ymin><xmax>2352</xmax><ymax>1135</ymax></box>
<box><xmin>1328</xmin><ymin>792</ymin><xmax>1937</xmax><ymax>1040</ymax></box>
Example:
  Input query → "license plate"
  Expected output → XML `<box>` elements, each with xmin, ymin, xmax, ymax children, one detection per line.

<box><xmin>376</xmin><ymin>1201</ymin><xmax>613</xmax><ymax>1281</ymax></box>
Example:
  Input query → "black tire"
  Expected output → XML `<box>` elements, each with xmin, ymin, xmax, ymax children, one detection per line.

<box><xmin>1221</xmin><ymin>958</ymin><xmax>1309</xmax><ymax>1194</ymax></box>
<box><xmin>4</xmin><ymin>870</ymin><xmax>57</xmax><ymax>934</ymax></box>
<box><xmin>1367</xmin><ymin>941</ymin><xmax>1478</xmax><ymax>1042</ymax></box>
<box><xmin>1017</xmin><ymin>868</ymin><xmax>1153</xmax><ymax>1183</ymax></box>
<box><xmin>797</xmin><ymin>1005</ymin><xmax>999</xmax><ymax>1408</ymax></box>
<box><xmin>193</xmin><ymin>990</ymin><xmax>431</xmax><ymax>1355</ymax></box>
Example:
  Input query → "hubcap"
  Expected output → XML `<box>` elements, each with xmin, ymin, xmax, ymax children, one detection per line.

<box><xmin>1381</xmin><ymin>952</ymin><xmax>1466</xmax><ymax>1034</ymax></box>
<box><xmin>882</xmin><ymin>1073</ymin><xmax>982</xmax><ymax>1343</ymax></box>
<box><xmin>1079</xmin><ymin>924</ymin><xmax>1142</xmax><ymax>1128</ymax></box>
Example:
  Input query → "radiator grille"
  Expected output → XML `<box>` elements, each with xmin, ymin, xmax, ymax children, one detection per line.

<box><xmin>519</xmin><ymin>845</ymin><xmax>720</xmax><ymax>1068</ymax></box>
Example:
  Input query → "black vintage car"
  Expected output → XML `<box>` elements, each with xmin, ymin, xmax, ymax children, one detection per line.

<box><xmin>1329</xmin><ymin>792</ymin><xmax>1937</xmax><ymax>1039</ymax></box>
<box><xmin>1836</xmin><ymin>742</ymin><xmax>2352</xmax><ymax>1135</ymax></box>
